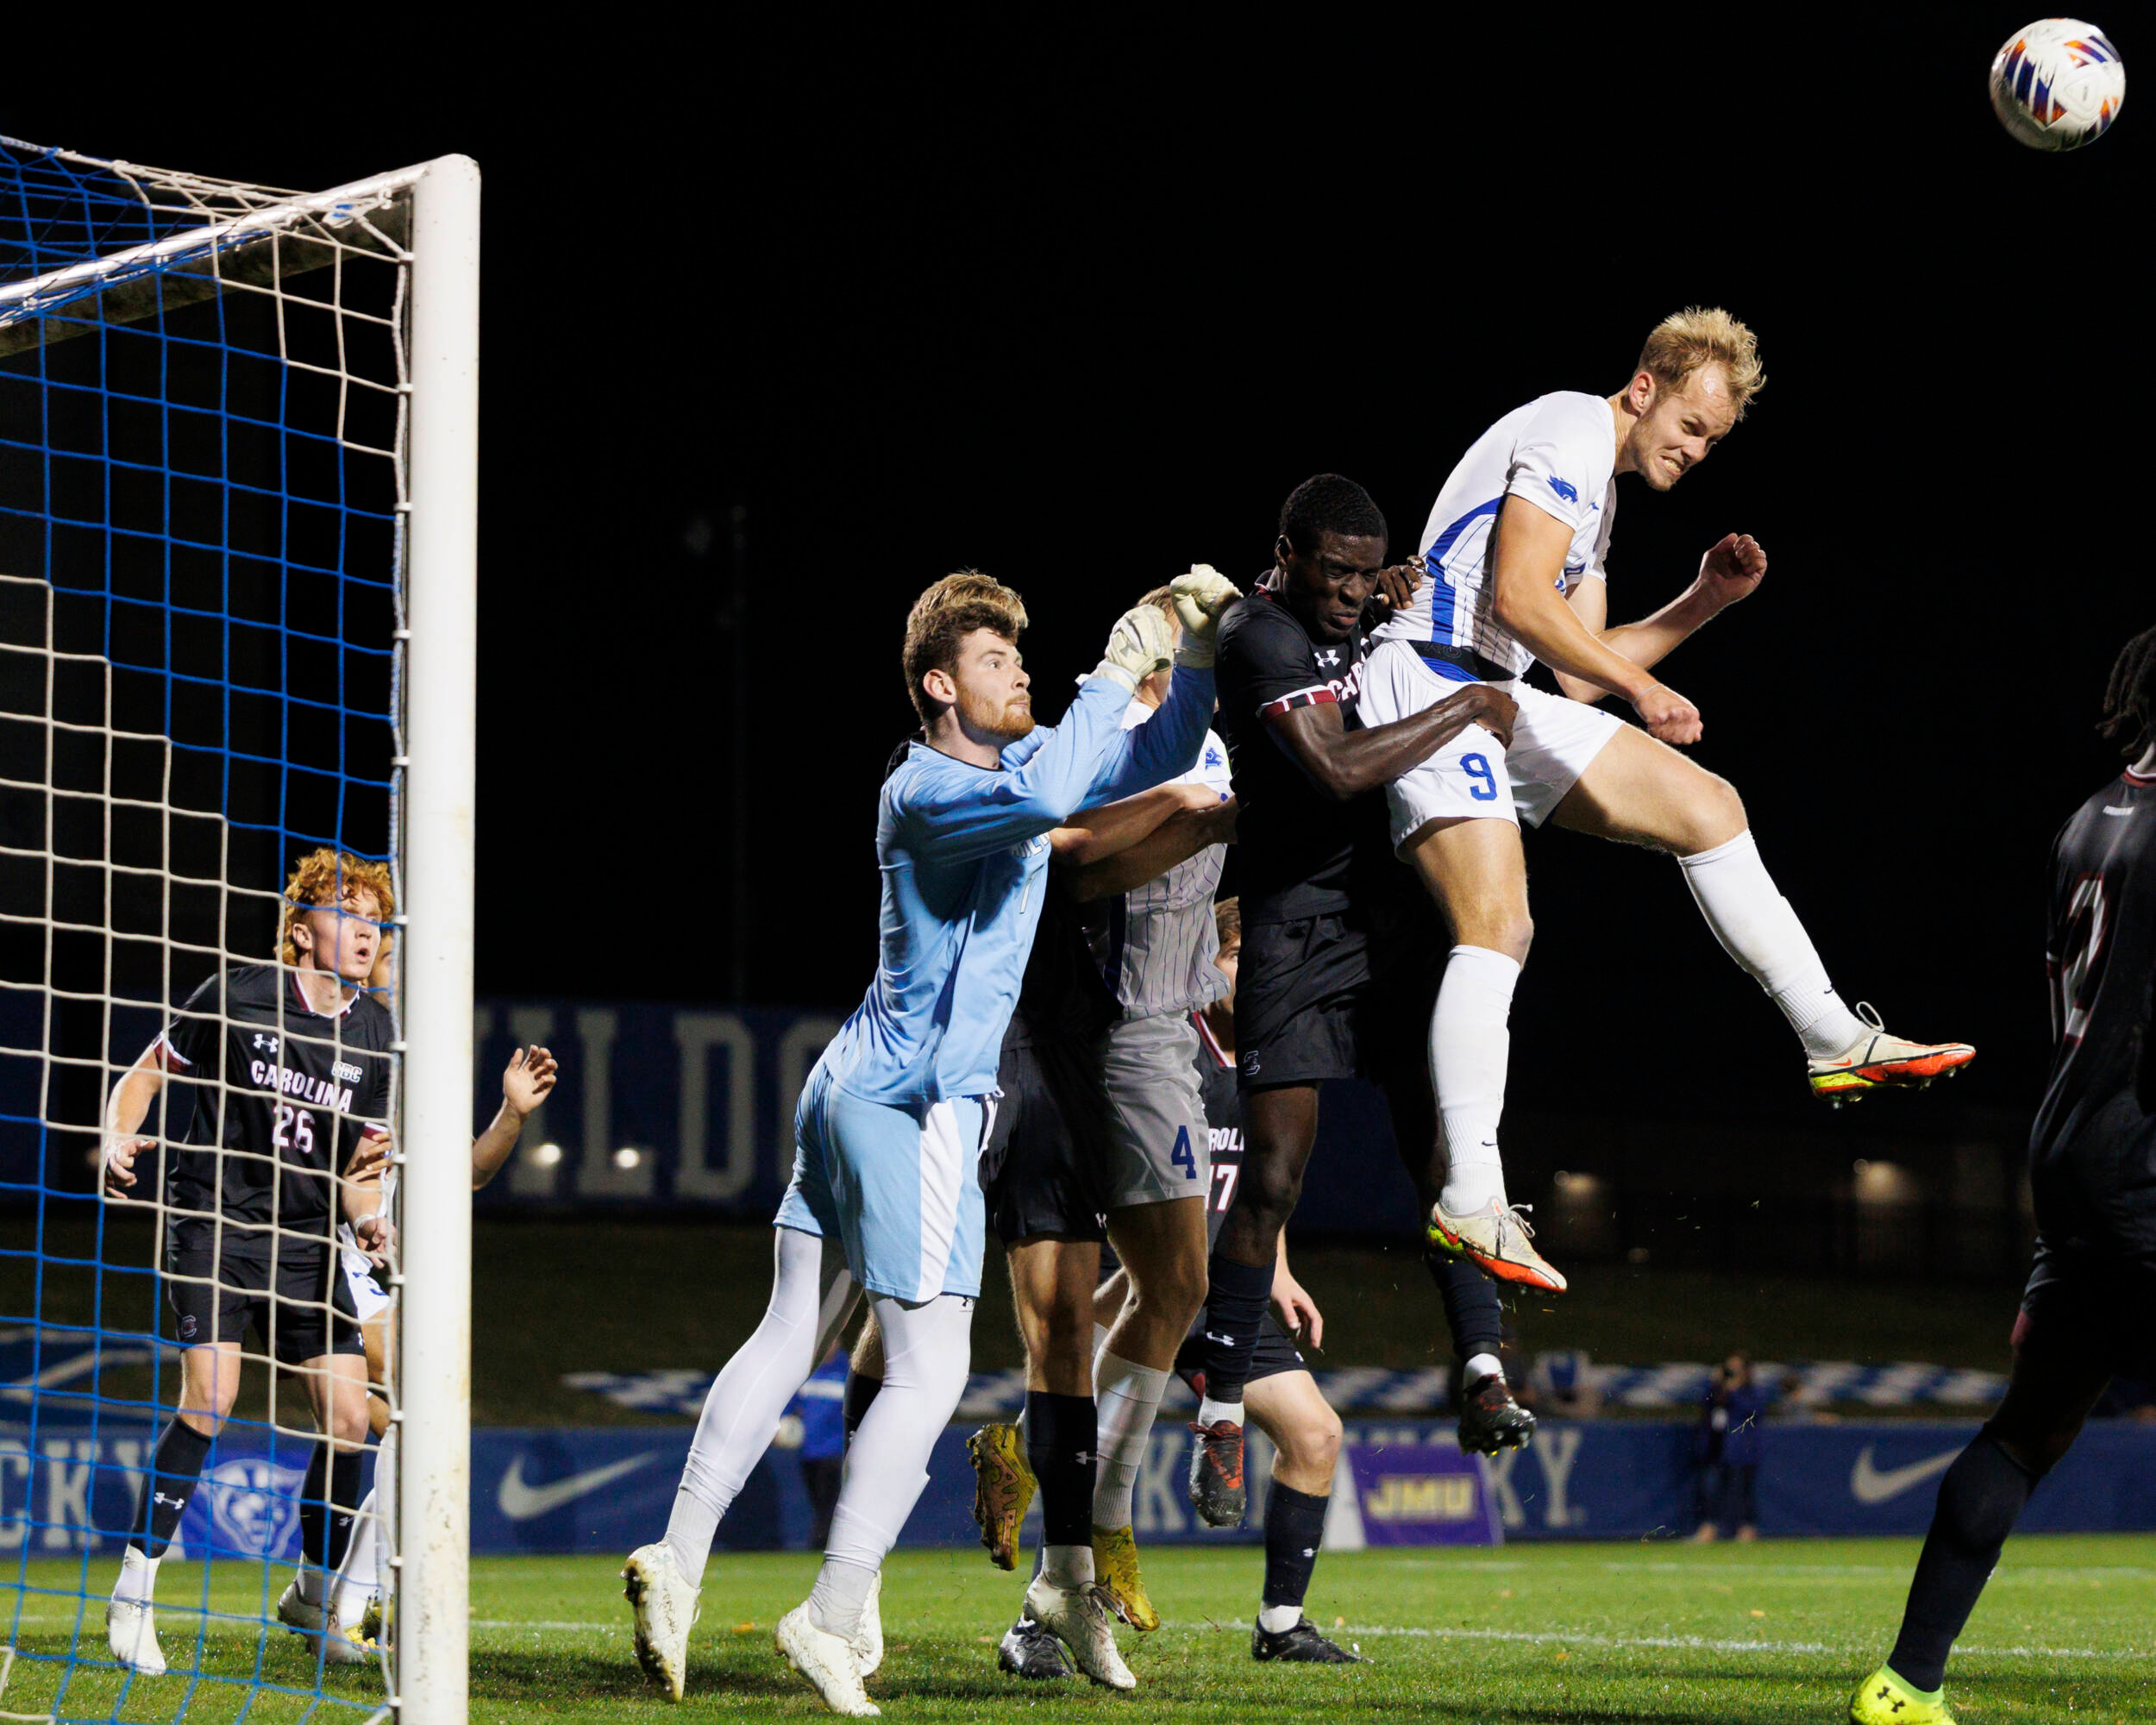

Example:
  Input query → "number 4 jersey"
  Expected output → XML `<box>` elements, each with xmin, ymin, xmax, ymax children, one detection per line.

<box><xmin>2035</xmin><ymin>767</ymin><xmax>2156</xmax><ymax>1256</ymax></box>
<box><xmin>155</xmin><ymin>963</ymin><xmax>394</xmax><ymax>1245</ymax></box>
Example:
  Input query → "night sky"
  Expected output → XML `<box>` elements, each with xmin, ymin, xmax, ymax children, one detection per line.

<box><xmin>11</xmin><ymin>12</ymin><xmax>2144</xmax><ymax>1119</ymax></box>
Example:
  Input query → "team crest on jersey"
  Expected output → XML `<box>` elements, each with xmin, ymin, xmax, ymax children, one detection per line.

<box><xmin>1204</xmin><ymin>745</ymin><xmax>1224</xmax><ymax>768</ymax></box>
<box><xmin>1547</xmin><ymin>475</ymin><xmax>1579</xmax><ymax>503</ymax></box>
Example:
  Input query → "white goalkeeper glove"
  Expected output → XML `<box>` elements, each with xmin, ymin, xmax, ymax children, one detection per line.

<box><xmin>1169</xmin><ymin>565</ymin><xmax>1240</xmax><ymax>669</ymax></box>
<box><xmin>1093</xmin><ymin>603</ymin><xmax>1176</xmax><ymax>694</ymax></box>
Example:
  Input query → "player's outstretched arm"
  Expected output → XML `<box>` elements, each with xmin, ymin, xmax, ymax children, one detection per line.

<box><xmin>472</xmin><ymin>1044</ymin><xmax>559</xmax><ymax>1189</ymax></box>
<box><xmin>1061</xmin><ymin>794</ymin><xmax>1236</xmax><ymax>903</ymax></box>
<box><xmin>1266</xmin><ymin>681</ymin><xmax>1517</xmax><ymax>802</ymax></box>
<box><xmin>1489</xmin><ymin>497</ymin><xmax>1703</xmax><ymax>743</ymax></box>
<box><xmin>98</xmin><ymin>1044</ymin><xmax>166</xmax><ymax>1200</ymax></box>
<box><xmin>1082</xmin><ymin>568</ymin><xmax>1237</xmax><ymax>806</ymax></box>
<box><xmin>1551</xmin><ymin>533</ymin><xmax>1766</xmax><ymax>706</ymax></box>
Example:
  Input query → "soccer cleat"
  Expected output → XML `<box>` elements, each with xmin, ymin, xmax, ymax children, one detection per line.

<box><xmin>997</xmin><ymin>1615</ymin><xmax>1074</xmax><ymax>1680</ymax></box>
<box><xmin>1023</xmin><ymin>1574</ymin><xmax>1137</xmax><ymax>1690</ymax></box>
<box><xmin>1091</xmin><ymin>1524</ymin><xmax>1159</xmax><ymax>1632</ymax></box>
<box><xmin>1428</xmin><ymin>1199</ymin><xmax>1567</xmax><ymax>1293</ymax></box>
<box><xmin>775</xmin><ymin>1603</ymin><xmax>881</xmax><ymax>1717</ymax></box>
<box><xmin>1809</xmin><ymin>1004</ymin><xmax>1975</xmax><ymax>1106</ymax></box>
<box><xmin>1456</xmin><ymin>1367</ymin><xmax>1537</xmax><ymax>1455</ymax></box>
<box><xmin>1188</xmin><ymin>1418</ymin><xmax>1246</xmax><ymax>1527</ymax></box>
<box><xmin>276</xmin><ymin>1579</ymin><xmax>374</xmax><ymax>1666</ymax></box>
<box><xmin>851</xmin><ymin>1567</ymin><xmax>883</xmax><ymax>1678</ymax></box>
<box><xmin>1849</xmin><ymin>1665</ymin><xmax>1956</xmax><ymax>1724</ymax></box>
<box><xmin>622</xmin><ymin>1541</ymin><xmax>700</xmax><ymax>1702</ymax></box>
<box><xmin>967</xmin><ymin>1422</ymin><xmax>1037</xmax><ymax>1570</ymax></box>
<box><xmin>104</xmin><ymin>1596</ymin><xmax>167</xmax><ymax>1676</ymax></box>
<box><xmin>1252</xmin><ymin>1615</ymin><xmax>1370</xmax><ymax>1663</ymax></box>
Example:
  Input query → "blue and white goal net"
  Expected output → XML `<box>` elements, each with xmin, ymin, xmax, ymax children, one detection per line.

<box><xmin>0</xmin><ymin>138</ymin><xmax>424</xmax><ymax>1722</ymax></box>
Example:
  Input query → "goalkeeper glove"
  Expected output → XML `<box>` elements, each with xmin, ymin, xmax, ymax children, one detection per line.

<box><xmin>1169</xmin><ymin>565</ymin><xmax>1240</xmax><ymax>669</ymax></box>
<box><xmin>1094</xmin><ymin>603</ymin><xmax>1176</xmax><ymax>694</ymax></box>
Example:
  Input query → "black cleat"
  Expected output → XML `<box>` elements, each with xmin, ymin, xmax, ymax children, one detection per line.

<box><xmin>997</xmin><ymin>1615</ymin><xmax>1072</xmax><ymax>1680</ymax></box>
<box><xmin>1188</xmin><ymin>1419</ymin><xmax>1247</xmax><ymax>1527</ymax></box>
<box><xmin>1456</xmin><ymin>1368</ymin><xmax>1535</xmax><ymax>1455</ymax></box>
<box><xmin>1252</xmin><ymin>1615</ymin><xmax>1369</xmax><ymax>1663</ymax></box>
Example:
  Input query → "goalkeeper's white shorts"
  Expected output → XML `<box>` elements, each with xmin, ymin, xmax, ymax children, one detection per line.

<box><xmin>1358</xmin><ymin>639</ymin><xmax>1622</xmax><ymax>850</ymax></box>
<box><xmin>777</xmin><ymin>1058</ymin><xmax>991</xmax><ymax>1304</ymax></box>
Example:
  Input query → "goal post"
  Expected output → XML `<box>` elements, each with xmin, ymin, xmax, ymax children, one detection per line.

<box><xmin>397</xmin><ymin>152</ymin><xmax>480</xmax><ymax>1725</ymax></box>
<box><xmin>0</xmin><ymin>141</ymin><xmax>479</xmax><ymax>1722</ymax></box>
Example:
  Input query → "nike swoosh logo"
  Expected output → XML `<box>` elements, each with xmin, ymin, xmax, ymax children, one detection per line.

<box><xmin>497</xmin><ymin>1452</ymin><xmax>659</xmax><ymax>1520</ymax></box>
<box><xmin>1850</xmin><ymin>1444</ymin><xmax>1959</xmax><ymax>1505</ymax></box>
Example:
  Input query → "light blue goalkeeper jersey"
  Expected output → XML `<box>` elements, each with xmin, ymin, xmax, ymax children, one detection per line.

<box><xmin>823</xmin><ymin>665</ymin><xmax>1214</xmax><ymax>1106</ymax></box>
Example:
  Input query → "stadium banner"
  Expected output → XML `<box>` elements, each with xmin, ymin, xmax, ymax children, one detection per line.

<box><xmin>455</xmin><ymin>998</ymin><xmax>1420</xmax><ymax>1233</ymax></box>
<box><xmin>13</xmin><ymin>1419</ymin><xmax>2154</xmax><ymax>1557</ymax></box>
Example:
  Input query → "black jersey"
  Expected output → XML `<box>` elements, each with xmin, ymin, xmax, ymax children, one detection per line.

<box><xmin>157</xmin><ymin>963</ymin><xmax>394</xmax><ymax>1245</ymax></box>
<box><xmin>2033</xmin><ymin>768</ymin><xmax>2156</xmax><ymax>1257</ymax></box>
<box><xmin>1212</xmin><ymin>581</ymin><xmax>1395</xmax><ymax>924</ymax></box>
<box><xmin>1194</xmin><ymin>1011</ymin><xmax>1242</xmax><ymax>1251</ymax></box>
<box><xmin>1002</xmin><ymin>871</ymin><xmax>1120</xmax><ymax>1050</ymax></box>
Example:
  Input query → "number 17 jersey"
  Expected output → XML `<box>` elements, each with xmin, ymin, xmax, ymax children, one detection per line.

<box><xmin>2035</xmin><ymin>767</ymin><xmax>2156</xmax><ymax>1257</ymax></box>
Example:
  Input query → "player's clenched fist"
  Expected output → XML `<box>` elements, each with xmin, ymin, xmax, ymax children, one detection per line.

<box><xmin>1634</xmin><ymin>681</ymin><xmax>1702</xmax><ymax>745</ymax></box>
<box><xmin>1441</xmin><ymin>682</ymin><xmax>1519</xmax><ymax>750</ymax></box>
<box><xmin>1169</xmin><ymin>564</ymin><xmax>1240</xmax><ymax>668</ymax></box>
<box><xmin>1094</xmin><ymin>602</ymin><xmax>1177</xmax><ymax>693</ymax></box>
<box><xmin>101</xmin><ymin>1135</ymin><xmax>154</xmax><ymax>1199</ymax></box>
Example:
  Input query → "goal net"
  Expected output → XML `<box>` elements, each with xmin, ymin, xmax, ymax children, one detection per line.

<box><xmin>0</xmin><ymin>140</ymin><xmax>476</xmax><ymax>1722</ymax></box>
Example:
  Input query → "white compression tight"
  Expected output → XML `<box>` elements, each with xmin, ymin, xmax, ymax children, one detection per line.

<box><xmin>1677</xmin><ymin>831</ymin><xmax>1865</xmax><ymax>1058</ymax></box>
<box><xmin>665</xmin><ymin>1227</ymin><xmax>859</xmax><ymax>1586</ymax></box>
<box><xmin>807</xmin><ymin>1289</ymin><xmax>975</xmax><ymax>1640</ymax></box>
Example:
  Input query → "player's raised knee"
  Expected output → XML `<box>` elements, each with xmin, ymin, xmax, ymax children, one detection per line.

<box><xmin>1279</xmin><ymin>1403</ymin><xmax>1344</xmax><ymax>1477</ymax></box>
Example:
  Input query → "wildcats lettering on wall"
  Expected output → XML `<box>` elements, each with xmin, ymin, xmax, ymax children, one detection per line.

<box><xmin>463</xmin><ymin>999</ymin><xmax>1420</xmax><ymax>1232</ymax></box>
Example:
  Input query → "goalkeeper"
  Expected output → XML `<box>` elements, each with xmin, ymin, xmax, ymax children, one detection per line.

<box><xmin>622</xmin><ymin>565</ymin><xmax>1235</xmax><ymax>1716</ymax></box>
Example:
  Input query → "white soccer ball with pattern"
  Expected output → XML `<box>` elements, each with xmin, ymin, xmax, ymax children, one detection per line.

<box><xmin>1990</xmin><ymin>19</ymin><xmax>2126</xmax><ymax>151</ymax></box>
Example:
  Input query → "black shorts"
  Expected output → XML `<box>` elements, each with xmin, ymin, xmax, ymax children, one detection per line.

<box><xmin>2015</xmin><ymin>1236</ymin><xmax>2156</xmax><ymax>1382</ymax></box>
<box><xmin>1233</xmin><ymin>897</ymin><xmax>1442</xmax><ymax>1090</ymax></box>
<box><xmin>163</xmin><ymin>1226</ymin><xmax>364</xmax><ymax>1364</ymax></box>
<box><xmin>981</xmin><ymin>1034</ymin><xmax>1112</xmax><ymax>1245</ymax></box>
<box><xmin>1175</xmin><ymin>1313</ymin><xmax>1304</xmax><ymax>1396</ymax></box>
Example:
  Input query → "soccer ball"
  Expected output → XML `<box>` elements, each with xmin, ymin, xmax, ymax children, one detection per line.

<box><xmin>1989</xmin><ymin>19</ymin><xmax>2126</xmax><ymax>151</ymax></box>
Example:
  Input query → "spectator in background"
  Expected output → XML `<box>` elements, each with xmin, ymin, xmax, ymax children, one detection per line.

<box><xmin>1690</xmin><ymin>1352</ymin><xmax>1765</xmax><ymax>1542</ymax></box>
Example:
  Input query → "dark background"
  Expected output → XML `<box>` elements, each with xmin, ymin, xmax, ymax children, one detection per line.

<box><xmin>9</xmin><ymin>10</ymin><xmax>2143</xmax><ymax>1126</ymax></box>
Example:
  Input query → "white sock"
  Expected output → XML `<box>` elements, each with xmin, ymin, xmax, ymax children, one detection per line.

<box><xmin>114</xmin><ymin>1545</ymin><xmax>160</xmax><ymax>1605</ymax></box>
<box><xmin>817</xmin><ymin>1290</ymin><xmax>975</xmax><ymax>1628</ymax></box>
<box><xmin>1198</xmin><ymin>1394</ymin><xmax>1244</xmax><ymax>1429</ymax></box>
<box><xmin>337</xmin><ymin>1489</ymin><xmax>381</xmax><ymax>1629</ymax></box>
<box><xmin>1044</xmin><ymin>1542</ymin><xmax>1095</xmax><ymax>1589</ymax></box>
<box><xmin>1464</xmin><ymin>1352</ymin><xmax>1504</xmax><ymax>1387</ymax></box>
<box><xmin>1432</xmin><ymin>945</ymin><xmax>1520</xmax><ymax>1215</ymax></box>
<box><xmin>1257</xmin><ymin>1603</ymin><xmax>1303</xmax><ymax>1634</ymax></box>
<box><xmin>667</xmin><ymin>1227</ymin><xmax>855</xmax><ymax>1587</ymax></box>
<box><xmin>806</xmin><ymin>1555</ymin><xmax>879</xmax><ymax>1640</ymax></box>
<box><xmin>1092</xmin><ymin>1352</ymin><xmax>1170</xmax><ymax>1530</ymax></box>
<box><xmin>1678</xmin><ymin>831</ymin><xmax>1866</xmax><ymax>1059</ymax></box>
<box><xmin>373</xmin><ymin>1424</ymin><xmax>397</xmax><ymax>1609</ymax></box>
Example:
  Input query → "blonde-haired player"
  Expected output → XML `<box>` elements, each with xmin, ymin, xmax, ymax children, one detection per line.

<box><xmin>1357</xmin><ymin>308</ymin><xmax>1972</xmax><ymax>1290</ymax></box>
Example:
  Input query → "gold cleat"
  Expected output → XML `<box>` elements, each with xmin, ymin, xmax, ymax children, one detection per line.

<box><xmin>1091</xmin><ymin>1524</ymin><xmax>1159</xmax><ymax>1633</ymax></box>
<box><xmin>967</xmin><ymin>1421</ymin><xmax>1037</xmax><ymax>1571</ymax></box>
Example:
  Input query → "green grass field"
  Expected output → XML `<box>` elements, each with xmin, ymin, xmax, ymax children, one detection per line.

<box><xmin>5</xmin><ymin>1537</ymin><xmax>2152</xmax><ymax>1723</ymax></box>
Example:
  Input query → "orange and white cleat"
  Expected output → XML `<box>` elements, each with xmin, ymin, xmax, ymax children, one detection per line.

<box><xmin>1427</xmin><ymin>1198</ymin><xmax>1567</xmax><ymax>1293</ymax></box>
<box><xmin>1808</xmin><ymin>1003</ymin><xmax>1975</xmax><ymax>1107</ymax></box>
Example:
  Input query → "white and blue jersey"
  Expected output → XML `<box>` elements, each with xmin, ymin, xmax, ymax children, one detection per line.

<box><xmin>778</xmin><ymin>663</ymin><xmax>1215</xmax><ymax>1301</ymax></box>
<box><xmin>1376</xmin><ymin>390</ymin><xmax>1617</xmax><ymax>682</ymax></box>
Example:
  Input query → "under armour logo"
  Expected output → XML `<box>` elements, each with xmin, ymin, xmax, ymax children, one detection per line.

<box><xmin>1876</xmin><ymin>1687</ymin><xmax>1901</xmax><ymax>1711</ymax></box>
<box><xmin>1315</xmin><ymin>648</ymin><xmax>1341</xmax><ymax>667</ymax></box>
<box><xmin>252</xmin><ymin>1033</ymin><xmax>279</xmax><ymax>1053</ymax></box>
